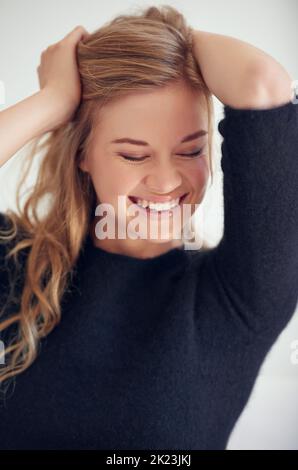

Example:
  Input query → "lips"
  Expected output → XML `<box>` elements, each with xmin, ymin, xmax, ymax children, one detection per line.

<box><xmin>128</xmin><ymin>193</ymin><xmax>188</xmax><ymax>205</ymax></box>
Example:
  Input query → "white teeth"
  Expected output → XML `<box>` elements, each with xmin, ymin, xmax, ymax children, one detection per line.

<box><xmin>135</xmin><ymin>197</ymin><xmax>180</xmax><ymax>211</ymax></box>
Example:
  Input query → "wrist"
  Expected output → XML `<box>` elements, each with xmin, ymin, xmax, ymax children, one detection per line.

<box><xmin>37</xmin><ymin>88</ymin><xmax>67</xmax><ymax>130</ymax></box>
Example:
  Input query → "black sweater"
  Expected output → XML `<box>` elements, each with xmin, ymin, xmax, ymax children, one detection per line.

<box><xmin>0</xmin><ymin>100</ymin><xmax>297</xmax><ymax>450</ymax></box>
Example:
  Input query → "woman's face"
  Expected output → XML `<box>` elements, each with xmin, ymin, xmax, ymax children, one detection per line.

<box><xmin>79</xmin><ymin>81</ymin><xmax>210</xmax><ymax>258</ymax></box>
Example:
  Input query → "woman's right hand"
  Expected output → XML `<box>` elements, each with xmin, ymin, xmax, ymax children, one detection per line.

<box><xmin>37</xmin><ymin>26</ymin><xmax>90</xmax><ymax>128</ymax></box>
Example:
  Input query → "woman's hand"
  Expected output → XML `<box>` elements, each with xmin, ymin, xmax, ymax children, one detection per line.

<box><xmin>0</xmin><ymin>26</ymin><xmax>91</xmax><ymax>168</ymax></box>
<box><xmin>37</xmin><ymin>25</ymin><xmax>90</xmax><ymax>126</ymax></box>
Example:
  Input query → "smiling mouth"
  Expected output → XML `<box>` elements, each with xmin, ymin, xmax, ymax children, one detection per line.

<box><xmin>127</xmin><ymin>193</ymin><xmax>189</xmax><ymax>213</ymax></box>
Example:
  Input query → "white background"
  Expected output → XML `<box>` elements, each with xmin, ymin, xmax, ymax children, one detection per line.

<box><xmin>0</xmin><ymin>0</ymin><xmax>297</xmax><ymax>450</ymax></box>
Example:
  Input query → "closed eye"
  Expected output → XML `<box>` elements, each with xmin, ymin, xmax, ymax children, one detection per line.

<box><xmin>119</xmin><ymin>148</ymin><xmax>203</xmax><ymax>162</ymax></box>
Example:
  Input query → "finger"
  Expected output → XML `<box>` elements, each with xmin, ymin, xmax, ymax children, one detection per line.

<box><xmin>65</xmin><ymin>26</ymin><xmax>89</xmax><ymax>42</ymax></box>
<box><xmin>81</xmin><ymin>31</ymin><xmax>91</xmax><ymax>41</ymax></box>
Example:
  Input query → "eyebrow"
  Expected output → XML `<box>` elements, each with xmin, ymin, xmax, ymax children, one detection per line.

<box><xmin>111</xmin><ymin>129</ymin><xmax>208</xmax><ymax>146</ymax></box>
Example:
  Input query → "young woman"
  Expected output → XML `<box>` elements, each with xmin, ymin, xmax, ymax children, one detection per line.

<box><xmin>0</xmin><ymin>5</ymin><xmax>297</xmax><ymax>450</ymax></box>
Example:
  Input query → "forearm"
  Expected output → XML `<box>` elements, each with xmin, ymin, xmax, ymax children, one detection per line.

<box><xmin>0</xmin><ymin>89</ymin><xmax>62</xmax><ymax>169</ymax></box>
<box><xmin>192</xmin><ymin>30</ymin><xmax>293</xmax><ymax>108</ymax></box>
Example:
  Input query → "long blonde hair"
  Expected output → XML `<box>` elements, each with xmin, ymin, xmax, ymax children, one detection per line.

<box><xmin>0</xmin><ymin>4</ymin><xmax>215</xmax><ymax>395</ymax></box>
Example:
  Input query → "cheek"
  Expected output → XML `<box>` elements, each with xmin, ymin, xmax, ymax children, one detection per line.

<box><xmin>186</xmin><ymin>157</ymin><xmax>210</xmax><ymax>191</ymax></box>
<box><xmin>89</xmin><ymin>158</ymin><xmax>137</xmax><ymax>202</ymax></box>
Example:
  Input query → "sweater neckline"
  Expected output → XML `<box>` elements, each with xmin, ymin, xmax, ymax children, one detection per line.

<box><xmin>81</xmin><ymin>232</ymin><xmax>187</xmax><ymax>267</ymax></box>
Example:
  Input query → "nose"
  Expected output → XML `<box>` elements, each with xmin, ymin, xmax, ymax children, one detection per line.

<box><xmin>144</xmin><ymin>159</ymin><xmax>183</xmax><ymax>194</ymax></box>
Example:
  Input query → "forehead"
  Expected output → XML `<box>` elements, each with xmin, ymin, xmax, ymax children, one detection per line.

<box><xmin>93</xmin><ymin>82</ymin><xmax>208</xmax><ymax>140</ymax></box>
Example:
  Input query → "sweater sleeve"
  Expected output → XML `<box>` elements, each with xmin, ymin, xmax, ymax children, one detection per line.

<box><xmin>210</xmin><ymin>100</ymin><xmax>298</xmax><ymax>338</ymax></box>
